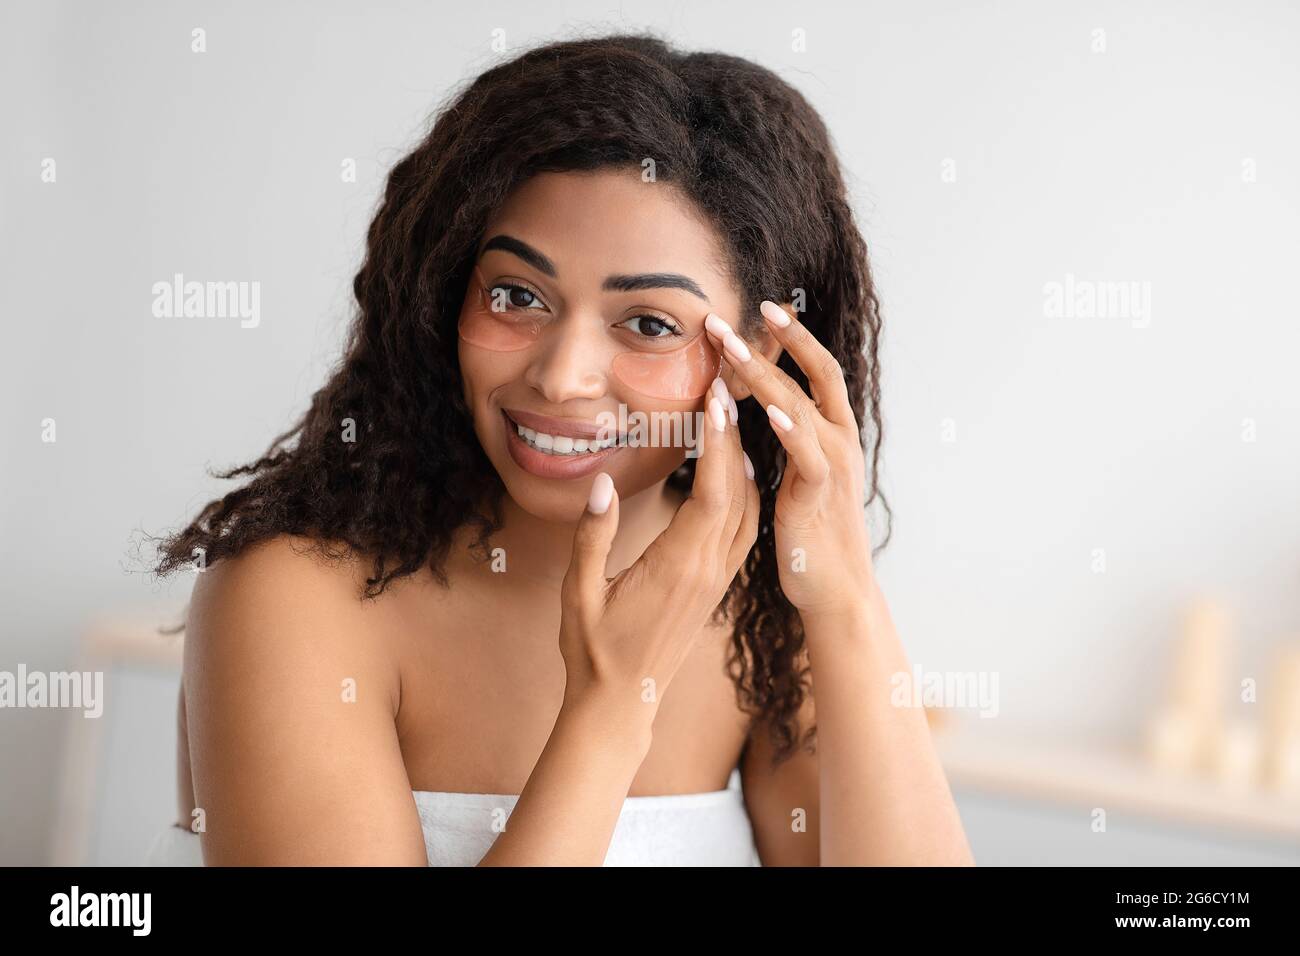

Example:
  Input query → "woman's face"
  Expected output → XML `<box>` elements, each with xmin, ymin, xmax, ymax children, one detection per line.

<box><xmin>458</xmin><ymin>168</ymin><xmax>743</xmax><ymax>524</ymax></box>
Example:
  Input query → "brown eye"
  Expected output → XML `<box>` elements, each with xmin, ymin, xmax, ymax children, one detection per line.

<box><xmin>489</xmin><ymin>283</ymin><xmax>547</xmax><ymax>311</ymax></box>
<box><xmin>619</xmin><ymin>315</ymin><xmax>682</xmax><ymax>338</ymax></box>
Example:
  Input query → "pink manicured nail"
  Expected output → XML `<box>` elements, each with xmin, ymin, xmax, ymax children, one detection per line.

<box><xmin>766</xmin><ymin>404</ymin><xmax>794</xmax><ymax>432</ymax></box>
<box><xmin>759</xmin><ymin>300</ymin><xmax>791</xmax><ymax>328</ymax></box>
<box><xmin>722</xmin><ymin>332</ymin><xmax>751</xmax><ymax>363</ymax></box>
<box><xmin>587</xmin><ymin>472</ymin><xmax>614</xmax><ymax>514</ymax></box>
<box><xmin>708</xmin><ymin>396</ymin><xmax>727</xmax><ymax>432</ymax></box>
<box><xmin>712</xmin><ymin>377</ymin><xmax>737</xmax><ymax>424</ymax></box>
<box><xmin>742</xmin><ymin>452</ymin><xmax>755</xmax><ymax>480</ymax></box>
<box><xmin>705</xmin><ymin>313</ymin><xmax>733</xmax><ymax>339</ymax></box>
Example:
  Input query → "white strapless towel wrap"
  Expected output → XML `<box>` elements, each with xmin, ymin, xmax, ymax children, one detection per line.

<box><xmin>145</xmin><ymin>767</ymin><xmax>760</xmax><ymax>866</ymax></box>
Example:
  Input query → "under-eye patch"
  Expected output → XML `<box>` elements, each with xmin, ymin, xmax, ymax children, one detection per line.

<box><xmin>456</xmin><ymin>267</ymin><xmax>544</xmax><ymax>351</ymax></box>
<box><xmin>609</xmin><ymin>331</ymin><xmax>719</xmax><ymax>401</ymax></box>
<box><xmin>458</xmin><ymin>267</ymin><xmax>721</xmax><ymax>401</ymax></box>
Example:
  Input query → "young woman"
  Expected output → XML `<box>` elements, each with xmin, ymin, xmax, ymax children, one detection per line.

<box><xmin>148</xmin><ymin>33</ymin><xmax>973</xmax><ymax>866</ymax></box>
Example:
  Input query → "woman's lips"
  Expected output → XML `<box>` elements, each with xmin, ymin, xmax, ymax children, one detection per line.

<box><xmin>502</xmin><ymin>410</ymin><xmax>620</xmax><ymax>480</ymax></box>
<box><xmin>502</xmin><ymin>407</ymin><xmax>621</xmax><ymax>440</ymax></box>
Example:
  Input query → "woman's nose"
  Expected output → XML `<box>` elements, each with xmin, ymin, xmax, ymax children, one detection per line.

<box><xmin>522</xmin><ymin>316</ymin><xmax>609</xmax><ymax>404</ymax></box>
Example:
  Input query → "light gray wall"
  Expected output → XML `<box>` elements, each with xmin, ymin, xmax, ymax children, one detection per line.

<box><xmin>2</xmin><ymin>0</ymin><xmax>1297</xmax><ymax>864</ymax></box>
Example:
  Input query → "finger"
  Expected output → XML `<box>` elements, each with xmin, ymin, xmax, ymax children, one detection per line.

<box><xmin>710</xmin><ymin>377</ymin><xmax>748</xmax><ymax>557</ymax></box>
<box><xmin>765</xmin><ymin>400</ymin><xmax>830</xmax><ymax>503</ymax></box>
<box><xmin>757</xmin><ymin>301</ymin><xmax>855</xmax><ymax>428</ymax></box>
<box><xmin>725</xmin><ymin>450</ymin><xmax>760</xmax><ymax>577</ymax></box>
<box><xmin>661</xmin><ymin>384</ymin><xmax>735</xmax><ymax>558</ymax></box>
<box><xmin>563</xmin><ymin>472</ymin><xmax>620</xmax><ymax>607</ymax></box>
<box><xmin>703</xmin><ymin>312</ymin><xmax>825</xmax><ymax>443</ymax></box>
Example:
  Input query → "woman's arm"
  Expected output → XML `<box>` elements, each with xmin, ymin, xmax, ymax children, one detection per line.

<box><xmin>741</xmin><ymin>592</ymin><xmax>973</xmax><ymax>866</ymax></box>
<box><xmin>802</xmin><ymin>588</ymin><xmax>973</xmax><ymax>865</ymax></box>
<box><xmin>708</xmin><ymin>301</ymin><xmax>973</xmax><ymax>866</ymax></box>
<box><xmin>174</xmin><ymin>683</ymin><xmax>193</xmax><ymax>828</ymax></box>
<box><xmin>185</xmin><ymin>536</ymin><xmax>428</xmax><ymax>865</ymax></box>
<box><xmin>474</xmin><ymin>687</ymin><xmax>654</xmax><ymax>865</ymax></box>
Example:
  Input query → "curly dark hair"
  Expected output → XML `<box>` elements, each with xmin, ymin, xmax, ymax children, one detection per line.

<box><xmin>155</xmin><ymin>31</ymin><xmax>889</xmax><ymax>768</ymax></box>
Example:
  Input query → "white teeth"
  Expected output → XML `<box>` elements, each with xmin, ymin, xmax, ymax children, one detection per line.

<box><xmin>514</xmin><ymin>421</ymin><xmax>616</xmax><ymax>456</ymax></box>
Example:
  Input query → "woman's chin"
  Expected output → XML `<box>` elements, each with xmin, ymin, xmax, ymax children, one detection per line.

<box><xmin>481</xmin><ymin>425</ymin><xmax>686</xmax><ymax>524</ymax></box>
<box><xmin>502</xmin><ymin>483</ymin><xmax>592</xmax><ymax>524</ymax></box>
<box><xmin>493</xmin><ymin>460</ymin><xmax>675</xmax><ymax>525</ymax></box>
<box><xmin>489</xmin><ymin>455</ymin><xmax>602</xmax><ymax>524</ymax></box>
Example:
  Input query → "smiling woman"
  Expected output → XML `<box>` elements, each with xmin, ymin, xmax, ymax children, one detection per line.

<box><xmin>149</xmin><ymin>31</ymin><xmax>972</xmax><ymax>867</ymax></box>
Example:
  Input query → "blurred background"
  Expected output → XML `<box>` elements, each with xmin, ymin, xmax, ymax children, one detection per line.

<box><xmin>2</xmin><ymin>0</ymin><xmax>1297</xmax><ymax>865</ymax></box>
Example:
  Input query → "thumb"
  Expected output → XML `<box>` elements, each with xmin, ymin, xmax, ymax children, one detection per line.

<box><xmin>566</xmin><ymin>472</ymin><xmax>620</xmax><ymax>601</ymax></box>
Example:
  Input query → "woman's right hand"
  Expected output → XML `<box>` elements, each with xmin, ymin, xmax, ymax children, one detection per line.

<box><xmin>558</xmin><ymin>379</ymin><xmax>758</xmax><ymax>720</ymax></box>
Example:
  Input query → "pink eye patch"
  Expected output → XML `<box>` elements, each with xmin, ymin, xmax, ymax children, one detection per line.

<box><xmin>457</xmin><ymin>268</ymin><xmax>721</xmax><ymax>401</ymax></box>
<box><xmin>456</xmin><ymin>269</ymin><xmax>543</xmax><ymax>351</ymax></box>
<box><xmin>609</xmin><ymin>334</ymin><xmax>720</xmax><ymax>401</ymax></box>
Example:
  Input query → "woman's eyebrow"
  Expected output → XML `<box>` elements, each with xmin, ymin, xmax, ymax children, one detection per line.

<box><xmin>481</xmin><ymin>233</ymin><xmax>711</xmax><ymax>303</ymax></box>
<box><xmin>603</xmin><ymin>272</ymin><xmax>710</xmax><ymax>303</ymax></box>
<box><xmin>481</xmin><ymin>234</ymin><xmax>557</xmax><ymax>276</ymax></box>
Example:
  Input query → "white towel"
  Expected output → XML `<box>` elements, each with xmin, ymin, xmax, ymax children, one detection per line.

<box><xmin>145</xmin><ymin>768</ymin><xmax>760</xmax><ymax>866</ymax></box>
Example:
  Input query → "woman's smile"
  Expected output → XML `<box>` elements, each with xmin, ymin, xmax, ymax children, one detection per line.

<box><xmin>503</xmin><ymin>408</ymin><xmax>623</xmax><ymax>479</ymax></box>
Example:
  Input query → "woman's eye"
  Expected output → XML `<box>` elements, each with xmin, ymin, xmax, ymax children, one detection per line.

<box><xmin>620</xmin><ymin>315</ymin><xmax>682</xmax><ymax>338</ymax></box>
<box><xmin>489</xmin><ymin>283</ymin><xmax>547</xmax><ymax>311</ymax></box>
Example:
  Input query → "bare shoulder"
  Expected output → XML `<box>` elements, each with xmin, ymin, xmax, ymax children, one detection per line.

<box><xmin>182</xmin><ymin>534</ymin><xmax>425</xmax><ymax>864</ymax></box>
<box><xmin>185</xmin><ymin>534</ymin><xmax>403</xmax><ymax>715</ymax></box>
<box><xmin>189</xmin><ymin>534</ymin><xmax>379</xmax><ymax>624</ymax></box>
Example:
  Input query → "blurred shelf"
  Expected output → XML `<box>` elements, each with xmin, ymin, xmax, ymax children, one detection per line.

<box><xmin>933</xmin><ymin>725</ymin><xmax>1300</xmax><ymax>844</ymax></box>
<box><xmin>82</xmin><ymin>614</ymin><xmax>184</xmax><ymax>670</ymax></box>
<box><xmin>51</xmin><ymin>612</ymin><xmax>185</xmax><ymax>865</ymax></box>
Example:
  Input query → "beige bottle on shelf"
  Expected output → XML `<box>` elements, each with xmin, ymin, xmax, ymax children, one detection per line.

<box><xmin>1260</xmin><ymin>646</ymin><xmax>1300</xmax><ymax>795</ymax></box>
<box><xmin>1147</xmin><ymin>599</ymin><xmax>1229</xmax><ymax>776</ymax></box>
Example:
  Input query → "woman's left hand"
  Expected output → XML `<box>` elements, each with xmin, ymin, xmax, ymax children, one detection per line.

<box><xmin>705</xmin><ymin>302</ymin><xmax>875</xmax><ymax>617</ymax></box>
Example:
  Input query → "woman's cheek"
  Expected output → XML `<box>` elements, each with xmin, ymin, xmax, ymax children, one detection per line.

<box><xmin>457</xmin><ymin>344</ymin><xmax>513</xmax><ymax>451</ymax></box>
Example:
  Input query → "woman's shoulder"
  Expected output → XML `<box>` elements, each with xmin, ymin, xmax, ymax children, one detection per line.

<box><xmin>178</xmin><ymin>535</ymin><xmax>428</xmax><ymax>864</ymax></box>
<box><xmin>184</xmin><ymin>534</ymin><xmax>405</xmax><ymax>712</ymax></box>
<box><xmin>188</xmin><ymin>535</ymin><xmax>379</xmax><ymax>631</ymax></box>
<box><xmin>190</xmin><ymin>533</ymin><xmax>367</xmax><ymax>598</ymax></box>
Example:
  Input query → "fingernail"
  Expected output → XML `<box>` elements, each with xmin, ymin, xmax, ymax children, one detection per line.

<box><xmin>742</xmin><ymin>452</ymin><xmax>755</xmax><ymax>480</ymax></box>
<box><xmin>760</xmin><ymin>300</ymin><xmax>791</xmax><ymax>328</ymax></box>
<box><xmin>713</xmin><ymin>377</ymin><xmax>737</xmax><ymax>424</ymax></box>
<box><xmin>587</xmin><ymin>472</ymin><xmax>614</xmax><ymax>514</ymax></box>
<box><xmin>708</xmin><ymin>396</ymin><xmax>727</xmax><ymax>432</ymax></box>
<box><xmin>705</xmin><ymin>313</ymin><xmax>733</xmax><ymax>339</ymax></box>
<box><xmin>766</xmin><ymin>403</ymin><xmax>794</xmax><ymax>432</ymax></box>
<box><xmin>722</xmin><ymin>332</ymin><xmax>751</xmax><ymax>363</ymax></box>
<box><xmin>727</xmin><ymin>391</ymin><xmax>738</xmax><ymax>426</ymax></box>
